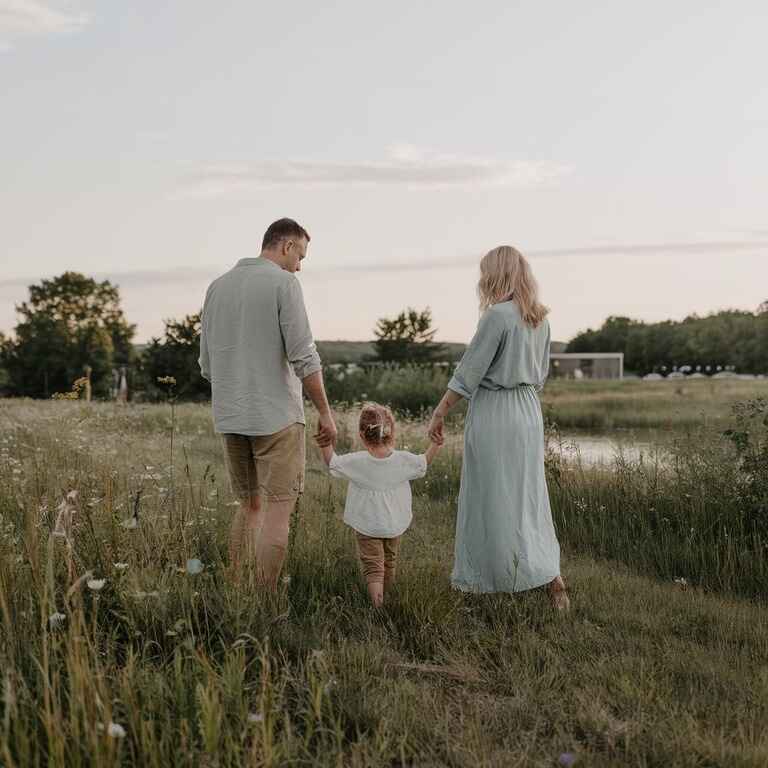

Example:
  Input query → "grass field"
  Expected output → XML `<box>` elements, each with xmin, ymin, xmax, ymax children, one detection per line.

<box><xmin>541</xmin><ymin>378</ymin><xmax>768</xmax><ymax>431</ymax></box>
<box><xmin>1</xmin><ymin>399</ymin><xmax>767</xmax><ymax>766</ymax></box>
<box><xmin>323</xmin><ymin>365</ymin><xmax>768</xmax><ymax>432</ymax></box>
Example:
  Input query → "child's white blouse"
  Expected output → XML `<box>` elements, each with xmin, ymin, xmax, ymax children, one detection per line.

<box><xmin>328</xmin><ymin>450</ymin><xmax>428</xmax><ymax>537</ymax></box>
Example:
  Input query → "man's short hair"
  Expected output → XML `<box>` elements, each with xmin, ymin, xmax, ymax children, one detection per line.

<box><xmin>262</xmin><ymin>218</ymin><xmax>311</xmax><ymax>250</ymax></box>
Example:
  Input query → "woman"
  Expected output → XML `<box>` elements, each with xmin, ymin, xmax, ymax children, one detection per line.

<box><xmin>427</xmin><ymin>246</ymin><xmax>569</xmax><ymax>610</ymax></box>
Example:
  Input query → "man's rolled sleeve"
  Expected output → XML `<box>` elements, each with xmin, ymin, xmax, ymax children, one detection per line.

<box><xmin>279</xmin><ymin>278</ymin><xmax>322</xmax><ymax>380</ymax></box>
<box><xmin>198</xmin><ymin>300</ymin><xmax>211</xmax><ymax>381</ymax></box>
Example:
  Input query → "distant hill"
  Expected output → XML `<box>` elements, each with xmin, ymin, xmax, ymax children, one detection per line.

<box><xmin>133</xmin><ymin>339</ymin><xmax>567</xmax><ymax>365</ymax></box>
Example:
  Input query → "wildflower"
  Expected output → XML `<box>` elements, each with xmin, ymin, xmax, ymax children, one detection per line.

<box><xmin>49</xmin><ymin>612</ymin><xmax>66</xmax><ymax>629</ymax></box>
<box><xmin>674</xmin><ymin>577</ymin><xmax>688</xmax><ymax>588</ymax></box>
<box><xmin>120</xmin><ymin>515</ymin><xmax>138</xmax><ymax>529</ymax></box>
<box><xmin>87</xmin><ymin>579</ymin><xmax>106</xmax><ymax>592</ymax></box>
<box><xmin>113</xmin><ymin>563</ymin><xmax>129</xmax><ymax>571</ymax></box>
<box><xmin>107</xmin><ymin>722</ymin><xmax>126</xmax><ymax>739</ymax></box>
<box><xmin>559</xmin><ymin>754</ymin><xmax>578</xmax><ymax>767</ymax></box>
<box><xmin>248</xmin><ymin>712</ymin><xmax>264</xmax><ymax>724</ymax></box>
<box><xmin>53</xmin><ymin>496</ymin><xmax>76</xmax><ymax>540</ymax></box>
<box><xmin>186</xmin><ymin>558</ymin><xmax>204</xmax><ymax>575</ymax></box>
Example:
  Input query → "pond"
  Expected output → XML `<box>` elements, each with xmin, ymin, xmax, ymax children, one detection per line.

<box><xmin>551</xmin><ymin>432</ymin><xmax>667</xmax><ymax>466</ymax></box>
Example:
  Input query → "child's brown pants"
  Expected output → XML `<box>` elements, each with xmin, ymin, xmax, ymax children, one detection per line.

<box><xmin>355</xmin><ymin>533</ymin><xmax>401</xmax><ymax>587</ymax></box>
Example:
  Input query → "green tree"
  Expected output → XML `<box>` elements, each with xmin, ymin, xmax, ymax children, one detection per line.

<box><xmin>566</xmin><ymin>308</ymin><xmax>768</xmax><ymax>374</ymax></box>
<box><xmin>140</xmin><ymin>314</ymin><xmax>210</xmax><ymax>400</ymax></box>
<box><xmin>372</xmin><ymin>307</ymin><xmax>447</xmax><ymax>363</ymax></box>
<box><xmin>3</xmin><ymin>272</ymin><xmax>136</xmax><ymax>397</ymax></box>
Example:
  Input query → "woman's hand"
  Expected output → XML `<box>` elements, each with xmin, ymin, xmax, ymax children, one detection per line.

<box><xmin>427</xmin><ymin>410</ymin><xmax>445</xmax><ymax>446</ymax></box>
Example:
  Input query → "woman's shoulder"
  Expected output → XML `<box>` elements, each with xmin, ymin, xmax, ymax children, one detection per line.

<box><xmin>485</xmin><ymin>301</ymin><xmax>521</xmax><ymax>327</ymax></box>
<box><xmin>490</xmin><ymin>301</ymin><xmax>549</xmax><ymax>332</ymax></box>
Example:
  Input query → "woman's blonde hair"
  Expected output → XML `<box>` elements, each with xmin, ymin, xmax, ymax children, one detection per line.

<box><xmin>477</xmin><ymin>245</ymin><xmax>549</xmax><ymax>327</ymax></box>
<box><xmin>359</xmin><ymin>402</ymin><xmax>396</xmax><ymax>447</ymax></box>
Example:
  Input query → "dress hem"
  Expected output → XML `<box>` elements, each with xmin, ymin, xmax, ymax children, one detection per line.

<box><xmin>451</xmin><ymin>571</ymin><xmax>560</xmax><ymax>595</ymax></box>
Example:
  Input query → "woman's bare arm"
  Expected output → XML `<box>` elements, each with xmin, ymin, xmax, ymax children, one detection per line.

<box><xmin>427</xmin><ymin>389</ymin><xmax>463</xmax><ymax>445</ymax></box>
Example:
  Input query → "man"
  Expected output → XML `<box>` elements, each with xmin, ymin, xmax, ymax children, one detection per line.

<box><xmin>198</xmin><ymin>218</ymin><xmax>337</xmax><ymax>585</ymax></box>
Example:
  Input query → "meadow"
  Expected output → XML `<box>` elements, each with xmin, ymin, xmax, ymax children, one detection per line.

<box><xmin>0</xmin><ymin>391</ymin><xmax>767</xmax><ymax>767</ymax></box>
<box><xmin>325</xmin><ymin>365</ymin><xmax>768</xmax><ymax>431</ymax></box>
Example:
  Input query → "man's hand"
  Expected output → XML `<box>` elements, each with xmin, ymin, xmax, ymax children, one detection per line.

<box><xmin>314</xmin><ymin>410</ymin><xmax>337</xmax><ymax>448</ymax></box>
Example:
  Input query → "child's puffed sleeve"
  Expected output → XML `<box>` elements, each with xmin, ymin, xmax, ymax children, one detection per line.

<box><xmin>328</xmin><ymin>453</ymin><xmax>351</xmax><ymax>480</ymax></box>
<box><xmin>400</xmin><ymin>452</ymin><xmax>428</xmax><ymax>481</ymax></box>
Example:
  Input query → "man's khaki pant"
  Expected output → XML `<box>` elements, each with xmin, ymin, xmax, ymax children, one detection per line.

<box><xmin>222</xmin><ymin>424</ymin><xmax>305</xmax><ymax>584</ymax></box>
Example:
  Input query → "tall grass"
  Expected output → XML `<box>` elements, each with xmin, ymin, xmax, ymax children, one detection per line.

<box><xmin>541</xmin><ymin>378</ymin><xmax>768</xmax><ymax>431</ymax></box>
<box><xmin>0</xmin><ymin>399</ymin><xmax>767</xmax><ymax>765</ymax></box>
<box><xmin>545</xmin><ymin>427</ymin><xmax>768</xmax><ymax>599</ymax></box>
<box><xmin>322</xmin><ymin>364</ymin><xmax>768</xmax><ymax>431</ymax></box>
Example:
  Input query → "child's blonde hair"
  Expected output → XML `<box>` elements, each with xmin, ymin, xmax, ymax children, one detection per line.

<box><xmin>359</xmin><ymin>402</ymin><xmax>395</xmax><ymax>447</ymax></box>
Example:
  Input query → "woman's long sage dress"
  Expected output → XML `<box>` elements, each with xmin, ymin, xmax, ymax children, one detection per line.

<box><xmin>448</xmin><ymin>301</ymin><xmax>561</xmax><ymax>593</ymax></box>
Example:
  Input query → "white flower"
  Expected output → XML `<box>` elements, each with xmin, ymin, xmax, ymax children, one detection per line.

<box><xmin>113</xmin><ymin>563</ymin><xmax>129</xmax><ymax>571</ymax></box>
<box><xmin>49</xmin><ymin>612</ymin><xmax>66</xmax><ymax>628</ymax></box>
<box><xmin>248</xmin><ymin>712</ymin><xmax>264</xmax><ymax>723</ymax></box>
<box><xmin>186</xmin><ymin>558</ymin><xmax>204</xmax><ymax>575</ymax></box>
<box><xmin>120</xmin><ymin>516</ymin><xmax>138</xmax><ymax>529</ymax></box>
<box><xmin>87</xmin><ymin>579</ymin><xmax>106</xmax><ymax>591</ymax></box>
<box><xmin>107</xmin><ymin>722</ymin><xmax>126</xmax><ymax>739</ymax></box>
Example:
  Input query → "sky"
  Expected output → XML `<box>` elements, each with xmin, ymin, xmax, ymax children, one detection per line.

<box><xmin>1</xmin><ymin>0</ymin><xmax>767</xmax><ymax>345</ymax></box>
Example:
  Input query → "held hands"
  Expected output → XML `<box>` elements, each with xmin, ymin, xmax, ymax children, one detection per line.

<box><xmin>314</xmin><ymin>410</ymin><xmax>338</xmax><ymax>449</ymax></box>
<box><xmin>427</xmin><ymin>410</ymin><xmax>445</xmax><ymax>446</ymax></box>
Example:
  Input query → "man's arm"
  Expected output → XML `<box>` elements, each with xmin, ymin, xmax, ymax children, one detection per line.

<box><xmin>303</xmin><ymin>370</ymin><xmax>337</xmax><ymax>448</ymax></box>
<box><xmin>318</xmin><ymin>440</ymin><xmax>334</xmax><ymax>466</ymax></box>
<box><xmin>278</xmin><ymin>278</ymin><xmax>337</xmax><ymax>446</ymax></box>
<box><xmin>198</xmin><ymin>296</ymin><xmax>211</xmax><ymax>382</ymax></box>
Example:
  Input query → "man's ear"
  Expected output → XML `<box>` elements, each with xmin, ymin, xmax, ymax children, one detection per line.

<box><xmin>282</xmin><ymin>239</ymin><xmax>294</xmax><ymax>256</ymax></box>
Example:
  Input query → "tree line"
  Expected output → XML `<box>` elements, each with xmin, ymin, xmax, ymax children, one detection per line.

<box><xmin>0</xmin><ymin>272</ymin><xmax>449</xmax><ymax>399</ymax></box>
<box><xmin>567</xmin><ymin>307</ymin><xmax>768</xmax><ymax>375</ymax></box>
<box><xmin>3</xmin><ymin>272</ymin><xmax>766</xmax><ymax>399</ymax></box>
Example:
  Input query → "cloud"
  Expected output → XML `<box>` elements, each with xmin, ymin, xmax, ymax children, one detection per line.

<box><xmin>174</xmin><ymin>145</ymin><xmax>571</xmax><ymax>199</ymax></box>
<box><xmin>2</xmin><ymin>238</ymin><xmax>765</xmax><ymax>299</ymax></box>
<box><xmin>308</xmin><ymin>239</ymin><xmax>768</xmax><ymax>274</ymax></box>
<box><xmin>0</xmin><ymin>0</ymin><xmax>90</xmax><ymax>47</ymax></box>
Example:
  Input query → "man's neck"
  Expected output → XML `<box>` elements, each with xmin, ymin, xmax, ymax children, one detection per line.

<box><xmin>260</xmin><ymin>251</ymin><xmax>283</xmax><ymax>268</ymax></box>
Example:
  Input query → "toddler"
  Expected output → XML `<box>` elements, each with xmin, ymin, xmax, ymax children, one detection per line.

<box><xmin>318</xmin><ymin>403</ymin><xmax>441</xmax><ymax>607</ymax></box>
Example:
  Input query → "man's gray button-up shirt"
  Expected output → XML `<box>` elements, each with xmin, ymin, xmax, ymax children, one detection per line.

<box><xmin>199</xmin><ymin>257</ymin><xmax>322</xmax><ymax>436</ymax></box>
